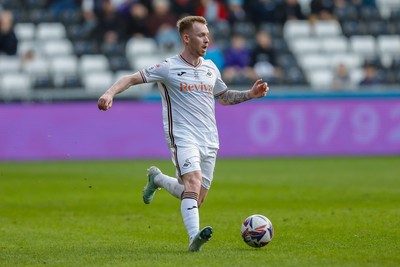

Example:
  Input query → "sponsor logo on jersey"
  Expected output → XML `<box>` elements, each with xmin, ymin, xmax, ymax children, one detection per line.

<box><xmin>179</xmin><ymin>82</ymin><xmax>213</xmax><ymax>93</ymax></box>
<box><xmin>177</xmin><ymin>71</ymin><xmax>186</xmax><ymax>76</ymax></box>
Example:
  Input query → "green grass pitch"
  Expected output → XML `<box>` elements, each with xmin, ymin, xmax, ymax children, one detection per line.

<box><xmin>0</xmin><ymin>157</ymin><xmax>399</xmax><ymax>267</ymax></box>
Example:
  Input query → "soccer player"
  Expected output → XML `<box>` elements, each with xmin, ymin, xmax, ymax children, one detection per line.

<box><xmin>98</xmin><ymin>15</ymin><xmax>269</xmax><ymax>252</ymax></box>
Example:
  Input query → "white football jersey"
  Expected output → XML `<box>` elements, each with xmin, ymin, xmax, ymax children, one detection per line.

<box><xmin>139</xmin><ymin>55</ymin><xmax>228</xmax><ymax>149</ymax></box>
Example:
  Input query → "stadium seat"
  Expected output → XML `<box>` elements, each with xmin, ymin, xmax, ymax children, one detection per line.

<box><xmin>0</xmin><ymin>73</ymin><xmax>31</xmax><ymax>96</ymax></box>
<box><xmin>377</xmin><ymin>0</ymin><xmax>400</xmax><ymax>19</ymax></box>
<box><xmin>0</xmin><ymin>56</ymin><xmax>21</xmax><ymax>73</ymax></box>
<box><xmin>17</xmin><ymin>40</ymin><xmax>38</xmax><ymax>56</ymax></box>
<box><xmin>130</xmin><ymin>54</ymin><xmax>164</xmax><ymax>71</ymax></box>
<box><xmin>349</xmin><ymin>68</ymin><xmax>364</xmax><ymax>85</ymax></box>
<box><xmin>50</xmin><ymin>55</ymin><xmax>78</xmax><ymax>76</ymax></box>
<box><xmin>289</xmin><ymin>37</ymin><xmax>321</xmax><ymax>54</ymax></box>
<box><xmin>307</xmin><ymin>69</ymin><xmax>334</xmax><ymax>90</ymax></box>
<box><xmin>14</xmin><ymin>23</ymin><xmax>36</xmax><ymax>41</ymax></box>
<box><xmin>283</xmin><ymin>20</ymin><xmax>312</xmax><ymax>40</ymax></box>
<box><xmin>126</xmin><ymin>37</ymin><xmax>158</xmax><ymax>58</ymax></box>
<box><xmin>349</xmin><ymin>35</ymin><xmax>376</xmax><ymax>59</ymax></box>
<box><xmin>297</xmin><ymin>53</ymin><xmax>331</xmax><ymax>71</ymax></box>
<box><xmin>36</xmin><ymin>22</ymin><xmax>67</xmax><ymax>40</ymax></box>
<box><xmin>320</xmin><ymin>37</ymin><xmax>348</xmax><ymax>53</ymax></box>
<box><xmin>377</xmin><ymin>35</ymin><xmax>400</xmax><ymax>55</ymax></box>
<box><xmin>330</xmin><ymin>53</ymin><xmax>363</xmax><ymax>70</ymax></box>
<box><xmin>313</xmin><ymin>20</ymin><xmax>342</xmax><ymax>37</ymax></box>
<box><xmin>83</xmin><ymin>71</ymin><xmax>114</xmax><ymax>93</ymax></box>
<box><xmin>22</xmin><ymin>58</ymin><xmax>49</xmax><ymax>76</ymax></box>
<box><xmin>41</xmin><ymin>39</ymin><xmax>74</xmax><ymax>57</ymax></box>
<box><xmin>377</xmin><ymin>35</ymin><xmax>400</xmax><ymax>67</ymax></box>
<box><xmin>79</xmin><ymin>55</ymin><xmax>110</xmax><ymax>74</ymax></box>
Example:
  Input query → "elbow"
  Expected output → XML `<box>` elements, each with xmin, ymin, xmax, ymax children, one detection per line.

<box><xmin>216</xmin><ymin>98</ymin><xmax>228</xmax><ymax>106</ymax></box>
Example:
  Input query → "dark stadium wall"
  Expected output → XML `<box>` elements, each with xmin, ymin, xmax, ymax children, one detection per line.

<box><xmin>1</xmin><ymin>98</ymin><xmax>399</xmax><ymax>161</ymax></box>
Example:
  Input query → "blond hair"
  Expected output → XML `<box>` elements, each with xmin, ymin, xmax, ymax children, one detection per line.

<box><xmin>176</xmin><ymin>16</ymin><xmax>207</xmax><ymax>36</ymax></box>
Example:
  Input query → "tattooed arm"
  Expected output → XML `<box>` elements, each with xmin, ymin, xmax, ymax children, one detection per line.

<box><xmin>216</xmin><ymin>79</ymin><xmax>270</xmax><ymax>106</ymax></box>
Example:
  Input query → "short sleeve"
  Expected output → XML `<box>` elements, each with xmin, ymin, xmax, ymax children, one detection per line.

<box><xmin>212</xmin><ymin>63</ymin><xmax>228</xmax><ymax>96</ymax></box>
<box><xmin>139</xmin><ymin>60</ymin><xmax>170</xmax><ymax>83</ymax></box>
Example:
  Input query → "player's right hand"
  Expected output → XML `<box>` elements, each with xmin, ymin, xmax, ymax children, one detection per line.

<box><xmin>98</xmin><ymin>94</ymin><xmax>113</xmax><ymax>111</ymax></box>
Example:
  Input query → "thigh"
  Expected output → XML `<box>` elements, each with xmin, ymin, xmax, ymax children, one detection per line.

<box><xmin>170</xmin><ymin>145</ymin><xmax>201</xmax><ymax>180</ymax></box>
<box><xmin>199</xmin><ymin>146</ymin><xmax>218</xmax><ymax>190</ymax></box>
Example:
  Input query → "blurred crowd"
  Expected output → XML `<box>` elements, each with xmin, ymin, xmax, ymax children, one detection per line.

<box><xmin>0</xmin><ymin>0</ymin><xmax>393</xmax><ymax>89</ymax></box>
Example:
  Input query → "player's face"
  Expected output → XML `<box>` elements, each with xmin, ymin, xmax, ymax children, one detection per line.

<box><xmin>188</xmin><ymin>22</ymin><xmax>209</xmax><ymax>57</ymax></box>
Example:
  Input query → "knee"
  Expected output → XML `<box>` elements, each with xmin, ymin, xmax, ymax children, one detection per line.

<box><xmin>182</xmin><ymin>171</ymin><xmax>202</xmax><ymax>192</ymax></box>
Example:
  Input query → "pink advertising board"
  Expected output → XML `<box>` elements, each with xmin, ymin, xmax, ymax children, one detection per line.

<box><xmin>0</xmin><ymin>98</ymin><xmax>399</xmax><ymax>161</ymax></box>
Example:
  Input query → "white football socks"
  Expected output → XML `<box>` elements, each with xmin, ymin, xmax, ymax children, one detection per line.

<box><xmin>153</xmin><ymin>172</ymin><xmax>184</xmax><ymax>199</ymax></box>
<box><xmin>181</xmin><ymin>192</ymin><xmax>200</xmax><ymax>242</ymax></box>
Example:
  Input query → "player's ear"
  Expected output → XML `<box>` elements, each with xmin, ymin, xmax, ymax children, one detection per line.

<box><xmin>183</xmin><ymin>33</ymin><xmax>189</xmax><ymax>43</ymax></box>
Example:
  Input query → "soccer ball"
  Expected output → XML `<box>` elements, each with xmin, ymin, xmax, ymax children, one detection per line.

<box><xmin>240</xmin><ymin>214</ymin><xmax>274</xmax><ymax>248</ymax></box>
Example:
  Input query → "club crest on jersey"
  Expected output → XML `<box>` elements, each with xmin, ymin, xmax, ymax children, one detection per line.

<box><xmin>206</xmin><ymin>69</ymin><xmax>213</xmax><ymax>77</ymax></box>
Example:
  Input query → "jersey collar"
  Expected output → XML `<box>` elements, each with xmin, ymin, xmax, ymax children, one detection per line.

<box><xmin>179</xmin><ymin>54</ymin><xmax>202</xmax><ymax>68</ymax></box>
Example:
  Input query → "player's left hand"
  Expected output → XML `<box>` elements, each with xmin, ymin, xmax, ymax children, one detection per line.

<box><xmin>250</xmin><ymin>79</ymin><xmax>269</xmax><ymax>99</ymax></box>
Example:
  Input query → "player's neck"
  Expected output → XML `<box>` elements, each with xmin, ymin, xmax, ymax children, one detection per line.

<box><xmin>180</xmin><ymin>51</ymin><xmax>200</xmax><ymax>67</ymax></box>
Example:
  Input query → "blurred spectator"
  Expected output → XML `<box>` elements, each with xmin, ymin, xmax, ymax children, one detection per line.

<box><xmin>359</xmin><ymin>63</ymin><xmax>384</xmax><ymax>86</ymax></box>
<box><xmin>309</xmin><ymin>0</ymin><xmax>335</xmax><ymax>21</ymax></box>
<box><xmin>146</xmin><ymin>0</ymin><xmax>178</xmax><ymax>37</ymax></box>
<box><xmin>203</xmin><ymin>32</ymin><xmax>224</xmax><ymax>70</ymax></box>
<box><xmin>196</xmin><ymin>0</ymin><xmax>229</xmax><ymax>24</ymax></box>
<box><xmin>93</xmin><ymin>0</ymin><xmax>124</xmax><ymax>43</ymax></box>
<box><xmin>46</xmin><ymin>0</ymin><xmax>79</xmax><ymax>14</ymax></box>
<box><xmin>250</xmin><ymin>30</ymin><xmax>282</xmax><ymax>83</ymax></box>
<box><xmin>351</xmin><ymin>0</ymin><xmax>376</xmax><ymax>12</ymax></box>
<box><xmin>155</xmin><ymin>25</ymin><xmax>182</xmax><ymax>53</ymax></box>
<box><xmin>331</xmin><ymin>63</ymin><xmax>356</xmax><ymax>90</ymax></box>
<box><xmin>274</xmin><ymin>0</ymin><xmax>305</xmax><ymax>24</ymax></box>
<box><xmin>0</xmin><ymin>10</ymin><xmax>18</xmax><ymax>55</ymax></box>
<box><xmin>222</xmin><ymin>34</ymin><xmax>253</xmax><ymax>84</ymax></box>
<box><xmin>244</xmin><ymin>0</ymin><xmax>277</xmax><ymax>24</ymax></box>
<box><xmin>120</xmin><ymin>2</ymin><xmax>149</xmax><ymax>39</ymax></box>
<box><xmin>144</xmin><ymin>0</ymin><xmax>180</xmax><ymax>52</ymax></box>
<box><xmin>171</xmin><ymin>0</ymin><xmax>199</xmax><ymax>17</ymax></box>
<box><xmin>81</xmin><ymin>0</ymin><xmax>100</xmax><ymax>34</ymax></box>
<box><xmin>227</xmin><ymin>0</ymin><xmax>247</xmax><ymax>25</ymax></box>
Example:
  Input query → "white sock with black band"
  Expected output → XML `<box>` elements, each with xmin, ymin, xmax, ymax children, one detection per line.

<box><xmin>181</xmin><ymin>191</ymin><xmax>199</xmax><ymax>242</ymax></box>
